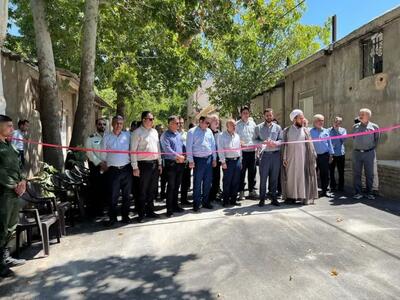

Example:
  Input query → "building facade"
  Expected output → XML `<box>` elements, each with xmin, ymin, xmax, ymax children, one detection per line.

<box><xmin>250</xmin><ymin>7</ymin><xmax>400</xmax><ymax>199</ymax></box>
<box><xmin>1</xmin><ymin>48</ymin><xmax>109</xmax><ymax>177</ymax></box>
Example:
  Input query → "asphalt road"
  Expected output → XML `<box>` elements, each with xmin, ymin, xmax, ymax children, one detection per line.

<box><xmin>1</xmin><ymin>194</ymin><xmax>400</xmax><ymax>300</ymax></box>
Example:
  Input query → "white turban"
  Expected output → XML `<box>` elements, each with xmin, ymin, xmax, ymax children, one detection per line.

<box><xmin>290</xmin><ymin>109</ymin><xmax>303</xmax><ymax>122</ymax></box>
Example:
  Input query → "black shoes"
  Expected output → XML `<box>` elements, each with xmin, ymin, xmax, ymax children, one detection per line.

<box><xmin>104</xmin><ymin>218</ymin><xmax>117</xmax><ymax>227</ymax></box>
<box><xmin>0</xmin><ymin>264</ymin><xmax>14</xmax><ymax>278</ymax></box>
<box><xmin>166</xmin><ymin>211</ymin><xmax>174</xmax><ymax>218</ymax></box>
<box><xmin>173</xmin><ymin>207</ymin><xmax>185</xmax><ymax>213</ymax></box>
<box><xmin>121</xmin><ymin>217</ymin><xmax>132</xmax><ymax>224</ymax></box>
<box><xmin>231</xmin><ymin>201</ymin><xmax>241</xmax><ymax>206</ymax></box>
<box><xmin>259</xmin><ymin>199</ymin><xmax>280</xmax><ymax>206</ymax></box>
<box><xmin>285</xmin><ymin>198</ymin><xmax>296</xmax><ymax>204</ymax></box>
<box><xmin>137</xmin><ymin>216</ymin><xmax>145</xmax><ymax>223</ymax></box>
<box><xmin>202</xmin><ymin>203</ymin><xmax>214</xmax><ymax>209</ymax></box>
<box><xmin>193</xmin><ymin>205</ymin><xmax>200</xmax><ymax>212</ymax></box>
<box><xmin>271</xmin><ymin>200</ymin><xmax>281</xmax><ymax>206</ymax></box>
<box><xmin>146</xmin><ymin>212</ymin><xmax>160</xmax><ymax>219</ymax></box>
<box><xmin>3</xmin><ymin>248</ymin><xmax>26</xmax><ymax>267</ymax></box>
<box><xmin>0</xmin><ymin>248</ymin><xmax>16</xmax><ymax>278</ymax></box>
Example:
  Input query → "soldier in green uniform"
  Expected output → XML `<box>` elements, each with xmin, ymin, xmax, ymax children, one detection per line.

<box><xmin>0</xmin><ymin>115</ymin><xmax>27</xmax><ymax>277</ymax></box>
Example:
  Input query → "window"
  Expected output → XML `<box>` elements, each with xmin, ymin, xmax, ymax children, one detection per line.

<box><xmin>299</xmin><ymin>96</ymin><xmax>314</xmax><ymax>123</ymax></box>
<box><xmin>362</xmin><ymin>32</ymin><xmax>383</xmax><ymax>78</ymax></box>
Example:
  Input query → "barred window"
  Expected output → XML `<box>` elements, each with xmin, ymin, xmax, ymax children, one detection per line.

<box><xmin>361</xmin><ymin>32</ymin><xmax>383</xmax><ymax>78</ymax></box>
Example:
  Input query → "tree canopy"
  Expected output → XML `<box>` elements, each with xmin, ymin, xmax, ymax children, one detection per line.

<box><xmin>7</xmin><ymin>0</ymin><xmax>330</xmax><ymax>122</ymax></box>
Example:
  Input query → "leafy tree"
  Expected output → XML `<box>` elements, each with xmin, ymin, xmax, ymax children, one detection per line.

<box><xmin>0</xmin><ymin>0</ymin><xmax>8</xmax><ymax>114</ymax></box>
<box><xmin>207</xmin><ymin>0</ymin><xmax>330</xmax><ymax>115</ymax></box>
<box><xmin>29</xmin><ymin>0</ymin><xmax>64</xmax><ymax>170</ymax></box>
<box><xmin>70</xmin><ymin>0</ymin><xmax>100</xmax><ymax>148</ymax></box>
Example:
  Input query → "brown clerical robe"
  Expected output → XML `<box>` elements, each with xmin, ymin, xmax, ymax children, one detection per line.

<box><xmin>281</xmin><ymin>125</ymin><xmax>318</xmax><ymax>204</ymax></box>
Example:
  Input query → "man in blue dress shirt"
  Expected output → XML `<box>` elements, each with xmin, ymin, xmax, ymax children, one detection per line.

<box><xmin>186</xmin><ymin>116</ymin><xmax>217</xmax><ymax>211</ymax></box>
<box><xmin>329</xmin><ymin>117</ymin><xmax>347</xmax><ymax>191</ymax></box>
<box><xmin>160</xmin><ymin>116</ymin><xmax>186</xmax><ymax>217</ymax></box>
<box><xmin>310</xmin><ymin>114</ymin><xmax>334</xmax><ymax>197</ymax></box>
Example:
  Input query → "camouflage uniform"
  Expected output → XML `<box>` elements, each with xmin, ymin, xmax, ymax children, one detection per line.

<box><xmin>0</xmin><ymin>140</ymin><xmax>23</xmax><ymax>249</ymax></box>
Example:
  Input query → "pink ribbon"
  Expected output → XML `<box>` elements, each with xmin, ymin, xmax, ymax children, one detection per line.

<box><xmin>9</xmin><ymin>124</ymin><xmax>399</xmax><ymax>156</ymax></box>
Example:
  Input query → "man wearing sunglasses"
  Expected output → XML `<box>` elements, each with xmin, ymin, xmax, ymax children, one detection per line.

<box><xmin>131</xmin><ymin>111</ymin><xmax>162</xmax><ymax>222</ymax></box>
<box><xmin>85</xmin><ymin>117</ymin><xmax>108</xmax><ymax>217</ymax></box>
<box><xmin>186</xmin><ymin>115</ymin><xmax>217</xmax><ymax>211</ymax></box>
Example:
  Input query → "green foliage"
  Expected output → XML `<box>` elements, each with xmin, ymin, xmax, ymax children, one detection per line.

<box><xmin>207</xmin><ymin>0</ymin><xmax>331</xmax><ymax>115</ymax></box>
<box><xmin>7</xmin><ymin>0</ymin><xmax>330</xmax><ymax>121</ymax></box>
<box><xmin>32</xmin><ymin>162</ymin><xmax>59</xmax><ymax>198</ymax></box>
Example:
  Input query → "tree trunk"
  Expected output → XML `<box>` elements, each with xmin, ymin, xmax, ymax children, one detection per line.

<box><xmin>0</xmin><ymin>0</ymin><xmax>8</xmax><ymax>114</ymax></box>
<box><xmin>116</xmin><ymin>92</ymin><xmax>125</xmax><ymax>117</ymax></box>
<box><xmin>30</xmin><ymin>0</ymin><xmax>64</xmax><ymax>170</ymax></box>
<box><xmin>70</xmin><ymin>0</ymin><xmax>99</xmax><ymax>147</ymax></box>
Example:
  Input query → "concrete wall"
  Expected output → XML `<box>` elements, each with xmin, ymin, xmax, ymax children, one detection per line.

<box><xmin>2</xmin><ymin>53</ymin><xmax>42</xmax><ymax>177</ymax></box>
<box><xmin>250</xmin><ymin>85</ymin><xmax>285</xmax><ymax>125</ymax></box>
<box><xmin>1</xmin><ymin>51</ymin><xmax>102</xmax><ymax>177</ymax></box>
<box><xmin>284</xmin><ymin>15</ymin><xmax>400</xmax><ymax>161</ymax></box>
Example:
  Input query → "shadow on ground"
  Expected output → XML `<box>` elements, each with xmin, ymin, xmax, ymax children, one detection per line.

<box><xmin>0</xmin><ymin>254</ymin><xmax>211</xmax><ymax>300</ymax></box>
<box><xmin>327</xmin><ymin>191</ymin><xmax>400</xmax><ymax>217</ymax></box>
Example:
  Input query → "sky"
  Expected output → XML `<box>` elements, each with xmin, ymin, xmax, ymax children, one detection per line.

<box><xmin>8</xmin><ymin>0</ymin><xmax>400</xmax><ymax>38</ymax></box>
<box><xmin>301</xmin><ymin>0</ymin><xmax>400</xmax><ymax>39</ymax></box>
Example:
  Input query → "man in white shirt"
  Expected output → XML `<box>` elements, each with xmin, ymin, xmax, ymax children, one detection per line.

<box><xmin>178</xmin><ymin>117</ymin><xmax>192</xmax><ymax>205</ymax></box>
<box><xmin>218</xmin><ymin>119</ymin><xmax>242</xmax><ymax>207</ymax></box>
<box><xmin>85</xmin><ymin>117</ymin><xmax>107</xmax><ymax>217</ymax></box>
<box><xmin>236</xmin><ymin>107</ymin><xmax>258</xmax><ymax>199</ymax></box>
<box><xmin>131</xmin><ymin>111</ymin><xmax>162</xmax><ymax>222</ymax></box>
<box><xmin>101</xmin><ymin>115</ymin><xmax>132</xmax><ymax>226</ymax></box>
<box><xmin>11</xmin><ymin>119</ymin><xmax>29</xmax><ymax>169</ymax></box>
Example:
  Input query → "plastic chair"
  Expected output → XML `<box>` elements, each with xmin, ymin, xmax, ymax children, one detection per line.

<box><xmin>16</xmin><ymin>183</ymin><xmax>62</xmax><ymax>257</ymax></box>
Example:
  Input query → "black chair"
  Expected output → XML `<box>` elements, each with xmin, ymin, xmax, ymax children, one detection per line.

<box><xmin>16</xmin><ymin>182</ymin><xmax>61</xmax><ymax>257</ymax></box>
<box><xmin>47</xmin><ymin>174</ymin><xmax>74</xmax><ymax>235</ymax></box>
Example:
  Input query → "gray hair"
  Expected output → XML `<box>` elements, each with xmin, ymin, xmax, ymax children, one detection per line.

<box><xmin>313</xmin><ymin>114</ymin><xmax>325</xmax><ymax>120</ymax></box>
<box><xmin>359</xmin><ymin>108</ymin><xmax>372</xmax><ymax>117</ymax></box>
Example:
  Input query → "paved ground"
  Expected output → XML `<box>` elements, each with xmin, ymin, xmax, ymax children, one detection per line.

<box><xmin>1</xmin><ymin>193</ymin><xmax>400</xmax><ymax>300</ymax></box>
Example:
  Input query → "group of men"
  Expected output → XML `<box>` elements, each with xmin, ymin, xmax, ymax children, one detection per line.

<box><xmin>0</xmin><ymin>106</ymin><xmax>380</xmax><ymax>276</ymax></box>
<box><xmin>85</xmin><ymin>106</ymin><xmax>380</xmax><ymax>226</ymax></box>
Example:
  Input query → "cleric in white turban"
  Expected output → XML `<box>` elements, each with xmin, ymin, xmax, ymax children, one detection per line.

<box><xmin>289</xmin><ymin>109</ymin><xmax>303</xmax><ymax>122</ymax></box>
<box><xmin>281</xmin><ymin>109</ymin><xmax>318</xmax><ymax>204</ymax></box>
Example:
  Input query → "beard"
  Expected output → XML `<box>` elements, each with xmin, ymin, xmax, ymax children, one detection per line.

<box><xmin>294</xmin><ymin>120</ymin><xmax>303</xmax><ymax>127</ymax></box>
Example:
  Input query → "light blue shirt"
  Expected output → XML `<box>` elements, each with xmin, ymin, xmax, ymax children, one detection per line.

<box><xmin>236</xmin><ymin>119</ymin><xmax>256</xmax><ymax>152</ymax></box>
<box><xmin>310</xmin><ymin>127</ymin><xmax>334</xmax><ymax>155</ymax></box>
<box><xmin>160</xmin><ymin>130</ymin><xmax>183</xmax><ymax>161</ymax></box>
<box><xmin>101</xmin><ymin>131</ymin><xmax>131</xmax><ymax>167</ymax></box>
<box><xmin>217</xmin><ymin>131</ymin><xmax>241</xmax><ymax>163</ymax></box>
<box><xmin>254</xmin><ymin>122</ymin><xmax>282</xmax><ymax>153</ymax></box>
<box><xmin>11</xmin><ymin>129</ymin><xmax>25</xmax><ymax>151</ymax></box>
<box><xmin>186</xmin><ymin>126</ymin><xmax>216</xmax><ymax>162</ymax></box>
<box><xmin>329</xmin><ymin>127</ymin><xmax>347</xmax><ymax>156</ymax></box>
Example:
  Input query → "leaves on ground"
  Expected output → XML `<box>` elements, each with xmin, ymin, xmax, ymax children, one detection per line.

<box><xmin>330</xmin><ymin>268</ymin><xmax>338</xmax><ymax>276</ymax></box>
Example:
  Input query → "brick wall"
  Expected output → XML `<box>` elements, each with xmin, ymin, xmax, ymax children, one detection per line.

<box><xmin>344</xmin><ymin>160</ymin><xmax>400</xmax><ymax>200</ymax></box>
